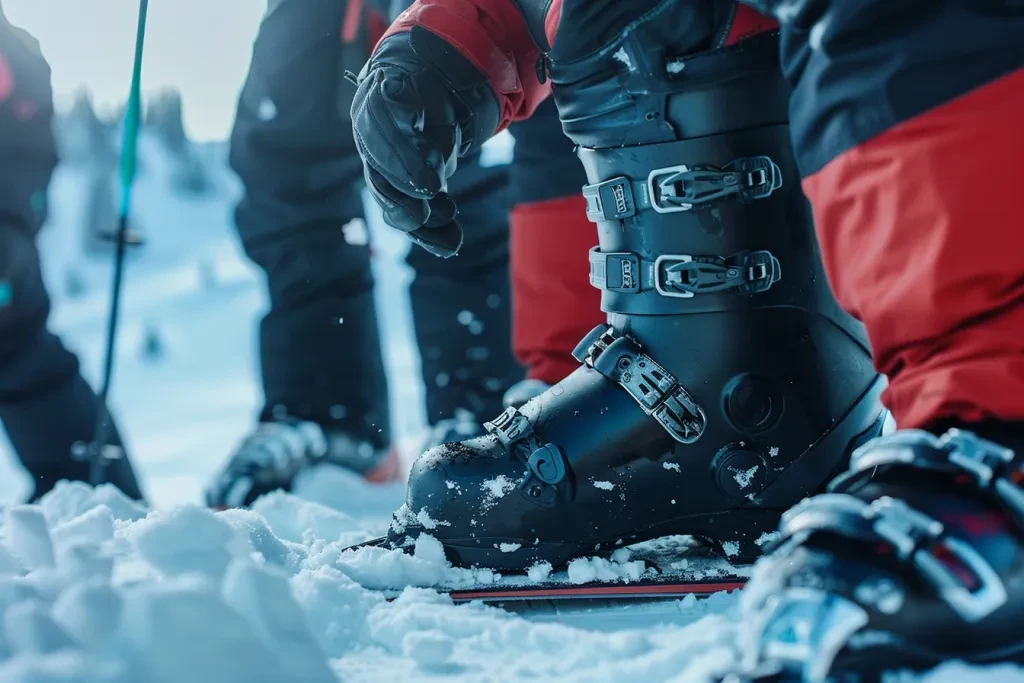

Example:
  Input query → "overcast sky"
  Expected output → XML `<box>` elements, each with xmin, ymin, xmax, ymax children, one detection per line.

<box><xmin>4</xmin><ymin>0</ymin><xmax>266</xmax><ymax>141</ymax></box>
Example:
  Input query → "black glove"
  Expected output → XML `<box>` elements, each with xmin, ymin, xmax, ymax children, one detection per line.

<box><xmin>350</xmin><ymin>26</ymin><xmax>500</xmax><ymax>257</ymax></box>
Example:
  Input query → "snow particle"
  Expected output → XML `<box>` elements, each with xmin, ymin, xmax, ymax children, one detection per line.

<box><xmin>329</xmin><ymin>405</ymin><xmax>347</xmax><ymax>420</ymax></box>
<box><xmin>342</xmin><ymin>217</ymin><xmax>369</xmax><ymax>245</ymax></box>
<box><xmin>671</xmin><ymin>499</ymin><xmax>676</xmax><ymax>505</ymax></box>
<box><xmin>495</xmin><ymin>543</ymin><xmax>521</xmax><ymax>553</ymax></box>
<box><xmin>480</xmin><ymin>475</ymin><xmax>517</xmax><ymax>512</ymax></box>
<box><xmin>662</xmin><ymin>462</ymin><xmax>681</xmax><ymax>473</ymax></box>
<box><xmin>592</xmin><ymin>481</ymin><xmax>615</xmax><ymax>491</ymax></box>
<box><xmin>720</xmin><ymin>541</ymin><xmax>741</xmax><ymax>558</ymax></box>
<box><xmin>768</xmin><ymin>446</ymin><xmax>780</xmax><ymax>458</ymax></box>
<box><xmin>732</xmin><ymin>465</ymin><xmax>760</xmax><ymax>490</ymax></box>
<box><xmin>486</xmin><ymin>294</ymin><xmax>501</xmax><ymax>309</ymax></box>
<box><xmin>435</xmin><ymin>373</ymin><xmax>450</xmax><ymax>388</ymax></box>
<box><xmin>666</xmin><ymin>60</ymin><xmax>685</xmax><ymax>74</ymax></box>
<box><xmin>257</xmin><ymin>98</ymin><xmax>277</xmax><ymax>121</ymax></box>
<box><xmin>457</xmin><ymin>310</ymin><xmax>474</xmax><ymax>325</ymax></box>
<box><xmin>612</xmin><ymin>47</ymin><xmax>634</xmax><ymax>71</ymax></box>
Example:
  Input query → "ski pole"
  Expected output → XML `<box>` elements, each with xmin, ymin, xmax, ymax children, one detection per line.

<box><xmin>85</xmin><ymin>0</ymin><xmax>150</xmax><ymax>486</ymax></box>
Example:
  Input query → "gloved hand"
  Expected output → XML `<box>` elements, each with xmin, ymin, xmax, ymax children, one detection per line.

<box><xmin>350</xmin><ymin>26</ymin><xmax>501</xmax><ymax>257</ymax></box>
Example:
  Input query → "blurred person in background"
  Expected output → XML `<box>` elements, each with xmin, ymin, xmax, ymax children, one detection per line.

<box><xmin>0</xmin><ymin>4</ymin><xmax>143</xmax><ymax>502</ymax></box>
<box><xmin>205</xmin><ymin>0</ymin><xmax>602</xmax><ymax>508</ymax></box>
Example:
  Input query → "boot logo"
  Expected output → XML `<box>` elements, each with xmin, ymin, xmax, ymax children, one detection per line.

<box><xmin>620</xmin><ymin>258</ymin><xmax>634</xmax><ymax>289</ymax></box>
<box><xmin>612</xmin><ymin>183</ymin><xmax>629</xmax><ymax>216</ymax></box>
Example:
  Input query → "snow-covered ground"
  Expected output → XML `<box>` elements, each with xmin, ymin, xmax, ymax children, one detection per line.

<box><xmin>0</xmin><ymin>129</ymin><xmax>1016</xmax><ymax>682</ymax></box>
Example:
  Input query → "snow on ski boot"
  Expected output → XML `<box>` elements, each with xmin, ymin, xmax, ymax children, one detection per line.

<box><xmin>729</xmin><ymin>427</ymin><xmax>1024</xmax><ymax>682</ymax></box>
<box><xmin>206</xmin><ymin>418</ymin><xmax>399</xmax><ymax>509</ymax></box>
<box><xmin>385</xmin><ymin>31</ymin><xmax>886</xmax><ymax>572</ymax></box>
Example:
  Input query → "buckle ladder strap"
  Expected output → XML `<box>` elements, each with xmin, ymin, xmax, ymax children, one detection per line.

<box><xmin>571</xmin><ymin>326</ymin><xmax>707</xmax><ymax>444</ymax></box>
<box><xmin>581</xmin><ymin>156</ymin><xmax>783</xmax><ymax>223</ymax></box>
<box><xmin>773</xmin><ymin>494</ymin><xmax>1008</xmax><ymax>623</ymax></box>
<box><xmin>589</xmin><ymin>247</ymin><xmax>781</xmax><ymax>297</ymax></box>
<box><xmin>829</xmin><ymin>429</ymin><xmax>1024</xmax><ymax>529</ymax></box>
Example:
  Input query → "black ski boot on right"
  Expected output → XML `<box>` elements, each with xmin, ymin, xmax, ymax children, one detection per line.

<box><xmin>386</xmin><ymin>29</ymin><xmax>885</xmax><ymax>572</ymax></box>
<box><xmin>729</xmin><ymin>426</ymin><xmax>1024</xmax><ymax>682</ymax></box>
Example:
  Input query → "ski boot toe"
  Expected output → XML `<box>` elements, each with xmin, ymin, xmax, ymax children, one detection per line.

<box><xmin>389</xmin><ymin>434</ymin><xmax>565</xmax><ymax>570</ymax></box>
<box><xmin>729</xmin><ymin>429</ymin><xmax>1024</xmax><ymax>682</ymax></box>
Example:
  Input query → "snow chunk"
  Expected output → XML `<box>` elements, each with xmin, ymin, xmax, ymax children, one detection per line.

<box><xmin>732</xmin><ymin>465</ymin><xmax>760</xmax><ymax>490</ymax></box>
<box><xmin>527</xmin><ymin>561</ymin><xmax>553</xmax><ymax>583</ymax></box>
<box><xmin>117</xmin><ymin>579</ymin><xmax>292</xmax><ymax>682</ymax></box>
<box><xmin>768</xmin><ymin>446</ymin><xmax>780</xmax><ymax>458</ymax></box>
<box><xmin>496</xmin><ymin>543</ymin><xmax>521</xmax><ymax>554</ymax></box>
<box><xmin>3</xmin><ymin>506</ymin><xmax>55</xmax><ymax>569</ymax></box>
<box><xmin>252</xmin><ymin>491</ymin><xmax>361</xmax><ymax>546</ymax></box>
<box><xmin>567</xmin><ymin>556</ymin><xmax>646</xmax><ymax>584</ymax></box>
<box><xmin>416</xmin><ymin>508</ymin><xmax>450</xmax><ymax>531</ymax></box>
<box><xmin>128</xmin><ymin>505</ymin><xmax>244</xmax><ymax>580</ymax></box>
<box><xmin>38</xmin><ymin>481</ymin><xmax>146</xmax><ymax>525</ymax></box>
<box><xmin>51</xmin><ymin>582</ymin><xmax>123</xmax><ymax>648</ymax></box>
<box><xmin>666</xmin><ymin>60</ymin><xmax>685</xmax><ymax>74</ymax></box>
<box><xmin>755</xmin><ymin>531</ymin><xmax>780</xmax><ymax>547</ymax></box>
<box><xmin>593</xmin><ymin>481</ymin><xmax>615</xmax><ymax>491</ymax></box>
<box><xmin>663</xmin><ymin>462</ymin><xmax>681</xmax><ymax>472</ymax></box>
<box><xmin>402</xmin><ymin>629</ymin><xmax>454</xmax><ymax>668</ymax></box>
<box><xmin>613</xmin><ymin>47</ymin><xmax>634</xmax><ymax>71</ymax></box>
<box><xmin>49</xmin><ymin>504</ymin><xmax>115</xmax><ymax>551</ymax></box>
<box><xmin>4</xmin><ymin>601</ymin><xmax>76</xmax><ymax>654</ymax></box>
<box><xmin>0</xmin><ymin>545</ymin><xmax>24</xmax><ymax>576</ymax></box>
<box><xmin>222</xmin><ymin>561</ymin><xmax>337</xmax><ymax>683</ymax></box>
<box><xmin>720</xmin><ymin>541</ymin><xmax>741</xmax><ymax>558</ymax></box>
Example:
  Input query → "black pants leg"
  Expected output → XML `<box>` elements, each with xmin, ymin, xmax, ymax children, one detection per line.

<box><xmin>0</xmin><ymin>227</ymin><xmax>143</xmax><ymax>501</ymax></box>
<box><xmin>231</xmin><ymin>0</ymin><xmax>522</xmax><ymax>437</ymax></box>
<box><xmin>230</xmin><ymin>0</ymin><xmax>392</xmax><ymax>445</ymax></box>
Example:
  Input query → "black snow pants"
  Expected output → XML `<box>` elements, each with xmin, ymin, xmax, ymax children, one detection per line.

<box><xmin>229</xmin><ymin>0</ymin><xmax>524</xmax><ymax>446</ymax></box>
<box><xmin>0</xmin><ymin>17</ymin><xmax>142</xmax><ymax>501</ymax></box>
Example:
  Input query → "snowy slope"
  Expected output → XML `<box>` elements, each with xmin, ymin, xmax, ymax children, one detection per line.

<box><xmin>0</xmin><ymin>125</ymin><xmax>1018</xmax><ymax>682</ymax></box>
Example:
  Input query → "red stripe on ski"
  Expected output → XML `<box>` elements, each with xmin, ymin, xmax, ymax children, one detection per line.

<box><xmin>449</xmin><ymin>580</ymin><xmax>746</xmax><ymax>602</ymax></box>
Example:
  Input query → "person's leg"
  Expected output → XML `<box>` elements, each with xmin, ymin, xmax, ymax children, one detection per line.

<box><xmin>734</xmin><ymin>3</ymin><xmax>1024</xmax><ymax>678</ymax></box>
<box><xmin>0</xmin><ymin>22</ymin><xmax>141</xmax><ymax>501</ymax></box>
<box><xmin>508</xmin><ymin>97</ymin><xmax>601</xmax><ymax>388</ymax></box>
<box><xmin>207</xmin><ymin>0</ymin><xmax>396</xmax><ymax>507</ymax></box>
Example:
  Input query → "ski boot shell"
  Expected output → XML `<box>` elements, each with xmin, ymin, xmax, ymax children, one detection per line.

<box><xmin>390</xmin><ymin>32</ymin><xmax>885</xmax><ymax>571</ymax></box>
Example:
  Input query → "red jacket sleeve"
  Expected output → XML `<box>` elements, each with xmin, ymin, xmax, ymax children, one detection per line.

<box><xmin>381</xmin><ymin>0</ymin><xmax>551</xmax><ymax>132</ymax></box>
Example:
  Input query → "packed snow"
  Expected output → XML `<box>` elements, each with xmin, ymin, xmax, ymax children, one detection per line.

<box><xmin>0</xmin><ymin>102</ymin><xmax>1018</xmax><ymax>682</ymax></box>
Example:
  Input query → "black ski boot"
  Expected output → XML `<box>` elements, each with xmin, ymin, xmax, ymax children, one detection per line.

<box><xmin>388</xmin><ymin>31</ymin><xmax>885</xmax><ymax>571</ymax></box>
<box><xmin>205</xmin><ymin>418</ymin><xmax>399</xmax><ymax>509</ymax></box>
<box><xmin>730</xmin><ymin>427</ymin><xmax>1024</xmax><ymax>682</ymax></box>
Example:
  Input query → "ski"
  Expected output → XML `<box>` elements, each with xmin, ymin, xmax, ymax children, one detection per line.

<box><xmin>444</xmin><ymin>576</ymin><xmax>746</xmax><ymax>604</ymax></box>
<box><xmin>350</xmin><ymin>534</ymin><xmax>749</xmax><ymax>610</ymax></box>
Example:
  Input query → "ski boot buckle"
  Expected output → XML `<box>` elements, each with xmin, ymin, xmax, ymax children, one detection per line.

<box><xmin>573</xmin><ymin>326</ymin><xmax>707</xmax><ymax>444</ymax></box>
<box><xmin>647</xmin><ymin>155</ymin><xmax>782</xmax><ymax>214</ymax></box>
<box><xmin>654</xmin><ymin>250</ymin><xmax>782</xmax><ymax>298</ymax></box>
